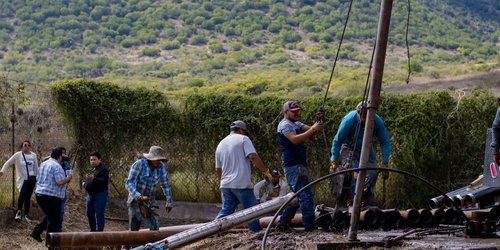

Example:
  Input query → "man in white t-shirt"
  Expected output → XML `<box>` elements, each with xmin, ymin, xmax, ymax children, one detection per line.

<box><xmin>253</xmin><ymin>169</ymin><xmax>288</xmax><ymax>204</ymax></box>
<box><xmin>214</xmin><ymin>120</ymin><xmax>273</xmax><ymax>232</ymax></box>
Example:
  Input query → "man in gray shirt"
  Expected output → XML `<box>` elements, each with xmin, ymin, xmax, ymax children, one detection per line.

<box><xmin>214</xmin><ymin>120</ymin><xmax>273</xmax><ymax>232</ymax></box>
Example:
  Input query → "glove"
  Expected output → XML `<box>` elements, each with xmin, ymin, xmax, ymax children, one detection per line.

<box><xmin>381</xmin><ymin>163</ymin><xmax>389</xmax><ymax>180</ymax></box>
<box><xmin>330</xmin><ymin>161</ymin><xmax>339</xmax><ymax>173</ymax></box>
<box><xmin>165</xmin><ymin>206</ymin><xmax>172</xmax><ymax>214</ymax></box>
<box><xmin>494</xmin><ymin>152</ymin><xmax>500</xmax><ymax>165</ymax></box>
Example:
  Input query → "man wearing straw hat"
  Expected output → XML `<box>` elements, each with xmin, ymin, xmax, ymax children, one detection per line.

<box><xmin>126</xmin><ymin>146</ymin><xmax>173</xmax><ymax>231</ymax></box>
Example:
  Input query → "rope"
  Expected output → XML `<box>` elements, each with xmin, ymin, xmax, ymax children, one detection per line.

<box><xmin>321</xmin><ymin>0</ymin><xmax>355</xmax><ymax>106</ymax></box>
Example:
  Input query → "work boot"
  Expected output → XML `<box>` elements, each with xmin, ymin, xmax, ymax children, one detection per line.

<box><xmin>276</xmin><ymin>224</ymin><xmax>293</xmax><ymax>233</ymax></box>
<box><xmin>15</xmin><ymin>210</ymin><xmax>22</xmax><ymax>222</ymax></box>
<box><xmin>30</xmin><ymin>232</ymin><xmax>43</xmax><ymax>242</ymax></box>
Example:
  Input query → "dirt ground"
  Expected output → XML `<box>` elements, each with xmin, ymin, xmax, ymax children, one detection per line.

<box><xmin>1</xmin><ymin>191</ymin><xmax>500</xmax><ymax>250</ymax></box>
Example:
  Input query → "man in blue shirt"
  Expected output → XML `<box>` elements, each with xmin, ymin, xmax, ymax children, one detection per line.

<box><xmin>276</xmin><ymin>100</ymin><xmax>324</xmax><ymax>232</ymax></box>
<box><xmin>126</xmin><ymin>146</ymin><xmax>173</xmax><ymax>231</ymax></box>
<box><xmin>330</xmin><ymin>101</ymin><xmax>391</xmax><ymax>207</ymax></box>
<box><xmin>30</xmin><ymin>147</ymin><xmax>73</xmax><ymax>243</ymax></box>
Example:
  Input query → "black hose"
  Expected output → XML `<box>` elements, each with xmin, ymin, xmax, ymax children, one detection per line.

<box><xmin>261</xmin><ymin>167</ymin><xmax>470</xmax><ymax>250</ymax></box>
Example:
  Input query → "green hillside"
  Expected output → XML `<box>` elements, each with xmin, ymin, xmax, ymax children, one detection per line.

<box><xmin>0</xmin><ymin>0</ymin><xmax>498</xmax><ymax>96</ymax></box>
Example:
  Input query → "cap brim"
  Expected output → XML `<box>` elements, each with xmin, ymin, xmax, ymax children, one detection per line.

<box><xmin>288</xmin><ymin>108</ymin><xmax>302</xmax><ymax>111</ymax></box>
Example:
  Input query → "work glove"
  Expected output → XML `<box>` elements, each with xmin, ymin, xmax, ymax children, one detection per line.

<box><xmin>494</xmin><ymin>152</ymin><xmax>500</xmax><ymax>165</ymax></box>
<box><xmin>165</xmin><ymin>206</ymin><xmax>172</xmax><ymax>214</ymax></box>
<box><xmin>330</xmin><ymin>161</ymin><xmax>339</xmax><ymax>174</ymax></box>
<box><xmin>263</xmin><ymin>170</ymin><xmax>273</xmax><ymax>182</ymax></box>
<box><xmin>381</xmin><ymin>163</ymin><xmax>389</xmax><ymax>180</ymax></box>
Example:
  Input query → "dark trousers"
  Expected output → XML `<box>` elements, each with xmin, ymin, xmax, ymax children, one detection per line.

<box><xmin>18</xmin><ymin>179</ymin><xmax>36</xmax><ymax>214</ymax></box>
<box><xmin>32</xmin><ymin>194</ymin><xmax>63</xmax><ymax>237</ymax></box>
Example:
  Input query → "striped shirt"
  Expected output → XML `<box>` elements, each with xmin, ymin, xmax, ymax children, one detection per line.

<box><xmin>35</xmin><ymin>158</ymin><xmax>66</xmax><ymax>199</ymax></box>
<box><xmin>126</xmin><ymin>159</ymin><xmax>173</xmax><ymax>207</ymax></box>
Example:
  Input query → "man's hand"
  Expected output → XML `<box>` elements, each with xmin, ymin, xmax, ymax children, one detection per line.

<box><xmin>87</xmin><ymin>174</ymin><xmax>94</xmax><ymax>181</ymax></box>
<box><xmin>263</xmin><ymin>170</ymin><xmax>273</xmax><ymax>182</ymax></box>
<box><xmin>138</xmin><ymin>195</ymin><xmax>149</xmax><ymax>203</ymax></box>
<box><xmin>311</xmin><ymin>122</ymin><xmax>325</xmax><ymax>133</ymax></box>
<box><xmin>165</xmin><ymin>206</ymin><xmax>172</xmax><ymax>214</ymax></box>
<box><xmin>330</xmin><ymin>161</ymin><xmax>339</xmax><ymax>173</ymax></box>
<box><xmin>494</xmin><ymin>152</ymin><xmax>500</xmax><ymax>165</ymax></box>
<box><xmin>0</xmin><ymin>171</ymin><xmax>3</xmax><ymax>177</ymax></box>
<box><xmin>381</xmin><ymin>163</ymin><xmax>389</xmax><ymax>180</ymax></box>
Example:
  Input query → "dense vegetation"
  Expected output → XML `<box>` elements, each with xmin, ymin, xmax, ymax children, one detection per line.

<box><xmin>52</xmin><ymin>79</ymin><xmax>498</xmax><ymax>208</ymax></box>
<box><xmin>1</xmin><ymin>0</ymin><xmax>499</xmax><ymax>96</ymax></box>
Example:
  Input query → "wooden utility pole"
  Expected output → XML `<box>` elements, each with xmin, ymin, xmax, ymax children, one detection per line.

<box><xmin>348</xmin><ymin>0</ymin><xmax>394</xmax><ymax>241</ymax></box>
<box><xmin>11</xmin><ymin>102</ymin><xmax>15</xmax><ymax>207</ymax></box>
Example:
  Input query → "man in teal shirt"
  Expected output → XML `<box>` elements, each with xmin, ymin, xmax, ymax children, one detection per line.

<box><xmin>330</xmin><ymin>101</ymin><xmax>391</xmax><ymax>206</ymax></box>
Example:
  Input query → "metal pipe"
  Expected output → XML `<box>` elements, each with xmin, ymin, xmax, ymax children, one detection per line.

<box><xmin>452</xmin><ymin>195</ymin><xmax>465</xmax><ymax>207</ymax></box>
<box><xmin>431</xmin><ymin>208</ymin><xmax>446</xmax><ymax>224</ymax></box>
<box><xmin>348</xmin><ymin>0</ymin><xmax>394</xmax><ymax>241</ymax></box>
<box><xmin>463</xmin><ymin>187</ymin><xmax>500</xmax><ymax>206</ymax></box>
<box><xmin>428</xmin><ymin>186</ymin><xmax>469</xmax><ymax>208</ymax></box>
<box><xmin>134</xmin><ymin>192</ymin><xmax>298</xmax><ymax>250</ymax></box>
<box><xmin>418</xmin><ymin>209</ymin><xmax>433</xmax><ymax>226</ymax></box>
<box><xmin>399</xmin><ymin>209</ymin><xmax>419</xmax><ymax>226</ymax></box>
<box><xmin>48</xmin><ymin>224</ymin><xmax>204</xmax><ymax>248</ymax></box>
<box><xmin>382</xmin><ymin>209</ymin><xmax>400</xmax><ymax>229</ymax></box>
<box><xmin>462</xmin><ymin>208</ymin><xmax>499</xmax><ymax>221</ymax></box>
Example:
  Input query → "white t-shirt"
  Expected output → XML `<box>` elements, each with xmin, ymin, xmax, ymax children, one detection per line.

<box><xmin>215</xmin><ymin>133</ymin><xmax>257</xmax><ymax>189</ymax></box>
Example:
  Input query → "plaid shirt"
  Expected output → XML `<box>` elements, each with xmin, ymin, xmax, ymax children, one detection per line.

<box><xmin>35</xmin><ymin>158</ymin><xmax>66</xmax><ymax>199</ymax></box>
<box><xmin>126</xmin><ymin>159</ymin><xmax>173</xmax><ymax>207</ymax></box>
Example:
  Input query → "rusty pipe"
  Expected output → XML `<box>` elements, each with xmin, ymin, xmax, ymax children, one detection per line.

<box><xmin>399</xmin><ymin>209</ymin><xmax>419</xmax><ymax>226</ymax></box>
<box><xmin>431</xmin><ymin>208</ymin><xmax>446</xmax><ymax>224</ymax></box>
<box><xmin>382</xmin><ymin>209</ymin><xmax>401</xmax><ymax>229</ymax></box>
<box><xmin>48</xmin><ymin>224</ymin><xmax>205</xmax><ymax>248</ymax></box>
<box><xmin>418</xmin><ymin>209</ymin><xmax>433</xmax><ymax>226</ymax></box>
<box><xmin>462</xmin><ymin>207</ymin><xmax>500</xmax><ymax>221</ymax></box>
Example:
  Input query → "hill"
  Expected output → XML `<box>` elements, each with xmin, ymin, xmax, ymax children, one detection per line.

<box><xmin>0</xmin><ymin>0</ymin><xmax>498</xmax><ymax>96</ymax></box>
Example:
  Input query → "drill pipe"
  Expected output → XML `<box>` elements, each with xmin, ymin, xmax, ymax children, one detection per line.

<box><xmin>452</xmin><ymin>195</ymin><xmax>466</xmax><ymax>207</ymax></box>
<box><xmin>360</xmin><ymin>207</ymin><xmax>384</xmax><ymax>228</ymax></box>
<box><xmin>428</xmin><ymin>186</ymin><xmax>469</xmax><ymax>209</ymax></box>
<box><xmin>431</xmin><ymin>208</ymin><xmax>446</xmax><ymax>224</ymax></box>
<box><xmin>399</xmin><ymin>209</ymin><xmax>420</xmax><ymax>226</ymax></box>
<box><xmin>444</xmin><ymin>208</ymin><xmax>463</xmax><ymax>225</ymax></box>
<box><xmin>418</xmin><ymin>209</ymin><xmax>433</xmax><ymax>227</ymax></box>
<box><xmin>464</xmin><ymin>186</ymin><xmax>500</xmax><ymax>206</ymax></box>
<box><xmin>48</xmin><ymin>224</ymin><xmax>204</xmax><ymax>248</ymax></box>
<box><xmin>134</xmin><ymin>192</ymin><xmax>298</xmax><ymax>250</ymax></box>
<box><xmin>382</xmin><ymin>209</ymin><xmax>401</xmax><ymax>229</ymax></box>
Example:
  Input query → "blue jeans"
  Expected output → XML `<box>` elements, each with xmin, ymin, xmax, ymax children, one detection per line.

<box><xmin>215</xmin><ymin>188</ymin><xmax>261</xmax><ymax>232</ymax></box>
<box><xmin>279</xmin><ymin>164</ymin><xmax>315</xmax><ymax>230</ymax></box>
<box><xmin>352</xmin><ymin>162</ymin><xmax>378</xmax><ymax>206</ymax></box>
<box><xmin>60</xmin><ymin>195</ymin><xmax>66</xmax><ymax>223</ymax></box>
<box><xmin>86</xmin><ymin>190</ymin><xmax>108</xmax><ymax>231</ymax></box>
<box><xmin>128</xmin><ymin>201</ymin><xmax>159</xmax><ymax>231</ymax></box>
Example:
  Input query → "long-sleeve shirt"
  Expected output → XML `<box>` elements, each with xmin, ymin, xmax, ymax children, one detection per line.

<box><xmin>331</xmin><ymin>110</ymin><xmax>391</xmax><ymax>164</ymax></box>
<box><xmin>253</xmin><ymin>179</ymin><xmax>288</xmax><ymax>203</ymax></box>
<box><xmin>126</xmin><ymin>159</ymin><xmax>173</xmax><ymax>207</ymax></box>
<box><xmin>491</xmin><ymin>106</ymin><xmax>500</xmax><ymax>153</ymax></box>
<box><xmin>84</xmin><ymin>163</ymin><xmax>109</xmax><ymax>195</ymax></box>
<box><xmin>1</xmin><ymin>151</ymin><xmax>39</xmax><ymax>190</ymax></box>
